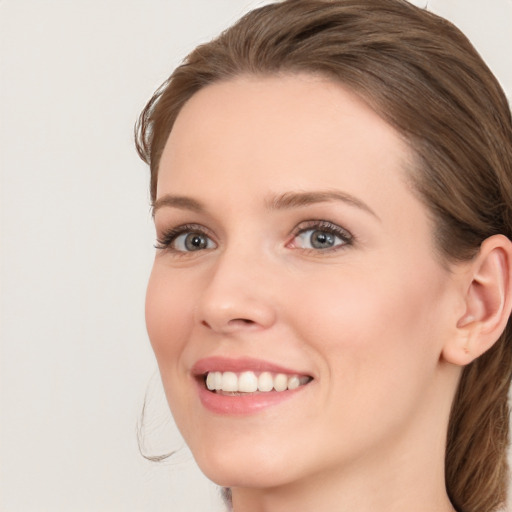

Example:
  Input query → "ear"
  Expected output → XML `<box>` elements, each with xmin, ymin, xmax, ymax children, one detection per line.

<box><xmin>442</xmin><ymin>234</ymin><xmax>512</xmax><ymax>366</ymax></box>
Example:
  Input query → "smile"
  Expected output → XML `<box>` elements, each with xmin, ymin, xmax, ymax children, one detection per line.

<box><xmin>193</xmin><ymin>357</ymin><xmax>314</xmax><ymax>414</ymax></box>
<box><xmin>205</xmin><ymin>370</ymin><xmax>312</xmax><ymax>394</ymax></box>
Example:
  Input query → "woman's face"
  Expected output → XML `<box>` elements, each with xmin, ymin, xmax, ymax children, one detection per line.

<box><xmin>146</xmin><ymin>75</ymin><xmax>461</xmax><ymax>490</ymax></box>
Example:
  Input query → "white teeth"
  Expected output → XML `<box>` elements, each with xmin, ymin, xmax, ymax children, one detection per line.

<box><xmin>273</xmin><ymin>373</ymin><xmax>288</xmax><ymax>392</ymax></box>
<box><xmin>287</xmin><ymin>376</ymin><xmax>300</xmax><ymax>390</ymax></box>
<box><xmin>206</xmin><ymin>372</ymin><xmax>216</xmax><ymax>391</ymax></box>
<box><xmin>214</xmin><ymin>371</ymin><xmax>223</xmax><ymax>390</ymax></box>
<box><xmin>221</xmin><ymin>372</ymin><xmax>238</xmax><ymax>392</ymax></box>
<box><xmin>238</xmin><ymin>371</ymin><xmax>258</xmax><ymax>392</ymax></box>
<box><xmin>258</xmin><ymin>372</ymin><xmax>274</xmax><ymax>392</ymax></box>
<box><xmin>204</xmin><ymin>370</ymin><xmax>310</xmax><ymax>393</ymax></box>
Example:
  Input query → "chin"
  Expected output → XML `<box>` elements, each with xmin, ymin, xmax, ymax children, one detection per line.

<box><xmin>190</xmin><ymin>439</ymin><xmax>300</xmax><ymax>489</ymax></box>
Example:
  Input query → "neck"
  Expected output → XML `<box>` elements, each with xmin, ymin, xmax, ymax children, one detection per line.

<box><xmin>231</xmin><ymin>448</ymin><xmax>456</xmax><ymax>512</ymax></box>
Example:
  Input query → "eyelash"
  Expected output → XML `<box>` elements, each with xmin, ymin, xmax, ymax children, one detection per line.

<box><xmin>289</xmin><ymin>220</ymin><xmax>353</xmax><ymax>252</ymax></box>
<box><xmin>154</xmin><ymin>220</ymin><xmax>354</xmax><ymax>254</ymax></box>
<box><xmin>154</xmin><ymin>223</ymin><xmax>213</xmax><ymax>252</ymax></box>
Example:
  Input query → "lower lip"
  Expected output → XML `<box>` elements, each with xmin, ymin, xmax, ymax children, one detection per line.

<box><xmin>196</xmin><ymin>380</ymin><xmax>308</xmax><ymax>415</ymax></box>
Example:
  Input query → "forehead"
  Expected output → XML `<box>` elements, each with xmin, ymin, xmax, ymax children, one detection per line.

<box><xmin>157</xmin><ymin>74</ymin><xmax>416</xmax><ymax>219</ymax></box>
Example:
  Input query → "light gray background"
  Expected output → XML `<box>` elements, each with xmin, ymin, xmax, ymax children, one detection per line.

<box><xmin>1</xmin><ymin>1</ymin><xmax>511</xmax><ymax>511</ymax></box>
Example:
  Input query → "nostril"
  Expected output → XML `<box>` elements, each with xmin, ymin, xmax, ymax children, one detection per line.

<box><xmin>200</xmin><ymin>318</ymin><xmax>254</xmax><ymax>328</ymax></box>
<box><xmin>200</xmin><ymin>317</ymin><xmax>257</xmax><ymax>332</ymax></box>
<box><xmin>229</xmin><ymin>318</ymin><xmax>256</xmax><ymax>326</ymax></box>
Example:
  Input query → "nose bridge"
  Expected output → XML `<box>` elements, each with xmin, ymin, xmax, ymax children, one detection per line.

<box><xmin>196</xmin><ymin>238</ymin><xmax>277</xmax><ymax>332</ymax></box>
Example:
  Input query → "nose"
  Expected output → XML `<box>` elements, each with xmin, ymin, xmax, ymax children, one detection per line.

<box><xmin>195</xmin><ymin>248</ymin><xmax>277</xmax><ymax>335</ymax></box>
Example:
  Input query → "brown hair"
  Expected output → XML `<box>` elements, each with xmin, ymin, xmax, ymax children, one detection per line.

<box><xmin>135</xmin><ymin>1</ymin><xmax>512</xmax><ymax>510</ymax></box>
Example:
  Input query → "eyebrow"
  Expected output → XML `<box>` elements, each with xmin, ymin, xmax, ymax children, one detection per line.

<box><xmin>152</xmin><ymin>195</ymin><xmax>205</xmax><ymax>216</ymax></box>
<box><xmin>152</xmin><ymin>189</ymin><xmax>379</xmax><ymax>220</ymax></box>
<box><xmin>267</xmin><ymin>190</ymin><xmax>380</xmax><ymax>220</ymax></box>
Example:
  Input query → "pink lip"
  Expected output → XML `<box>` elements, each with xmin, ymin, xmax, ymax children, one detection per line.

<box><xmin>192</xmin><ymin>356</ymin><xmax>308</xmax><ymax>376</ymax></box>
<box><xmin>191</xmin><ymin>356</ymin><xmax>312</xmax><ymax>416</ymax></box>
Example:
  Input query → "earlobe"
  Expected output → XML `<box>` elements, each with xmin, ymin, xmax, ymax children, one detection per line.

<box><xmin>442</xmin><ymin>235</ymin><xmax>512</xmax><ymax>366</ymax></box>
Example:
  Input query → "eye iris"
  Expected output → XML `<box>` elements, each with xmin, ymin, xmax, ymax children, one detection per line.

<box><xmin>184</xmin><ymin>233</ymin><xmax>208</xmax><ymax>251</ymax></box>
<box><xmin>310</xmin><ymin>230</ymin><xmax>335</xmax><ymax>249</ymax></box>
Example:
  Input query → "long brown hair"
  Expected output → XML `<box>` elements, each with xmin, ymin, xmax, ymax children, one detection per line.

<box><xmin>136</xmin><ymin>1</ymin><xmax>512</xmax><ymax>510</ymax></box>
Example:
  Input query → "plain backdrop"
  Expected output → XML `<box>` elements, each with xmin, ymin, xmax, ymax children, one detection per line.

<box><xmin>1</xmin><ymin>1</ymin><xmax>511</xmax><ymax>511</ymax></box>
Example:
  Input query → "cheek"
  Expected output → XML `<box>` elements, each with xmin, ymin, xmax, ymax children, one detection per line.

<box><xmin>280</xmin><ymin>264</ymin><xmax>451</xmax><ymax>456</ymax></box>
<box><xmin>286</xmin><ymin>260</ymin><xmax>448</xmax><ymax>387</ymax></box>
<box><xmin>145</xmin><ymin>266</ymin><xmax>193</xmax><ymax>374</ymax></box>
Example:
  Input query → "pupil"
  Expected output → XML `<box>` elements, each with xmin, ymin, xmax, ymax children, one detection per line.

<box><xmin>185</xmin><ymin>233</ymin><xmax>207</xmax><ymax>250</ymax></box>
<box><xmin>311</xmin><ymin>231</ymin><xmax>334</xmax><ymax>249</ymax></box>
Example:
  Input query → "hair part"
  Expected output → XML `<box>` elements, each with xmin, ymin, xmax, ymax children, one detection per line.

<box><xmin>136</xmin><ymin>1</ymin><xmax>512</xmax><ymax>510</ymax></box>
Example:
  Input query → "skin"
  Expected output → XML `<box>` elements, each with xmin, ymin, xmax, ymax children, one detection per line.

<box><xmin>146</xmin><ymin>74</ymin><xmax>470</xmax><ymax>512</ymax></box>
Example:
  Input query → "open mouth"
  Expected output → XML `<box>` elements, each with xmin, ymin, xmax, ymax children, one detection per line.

<box><xmin>203</xmin><ymin>370</ymin><xmax>313</xmax><ymax>395</ymax></box>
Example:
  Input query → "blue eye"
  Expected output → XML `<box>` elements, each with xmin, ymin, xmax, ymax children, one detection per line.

<box><xmin>173</xmin><ymin>232</ymin><xmax>215</xmax><ymax>251</ymax></box>
<box><xmin>296</xmin><ymin>230</ymin><xmax>339</xmax><ymax>249</ymax></box>
<box><xmin>155</xmin><ymin>225</ymin><xmax>216</xmax><ymax>252</ymax></box>
<box><xmin>292</xmin><ymin>222</ymin><xmax>352</xmax><ymax>251</ymax></box>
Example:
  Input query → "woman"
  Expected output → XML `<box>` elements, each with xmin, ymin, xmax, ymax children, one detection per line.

<box><xmin>136</xmin><ymin>0</ymin><xmax>512</xmax><ymax>511</ymax></box>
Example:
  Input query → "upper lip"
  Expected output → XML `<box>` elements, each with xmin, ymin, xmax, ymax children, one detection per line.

<box><xmin>191</xmin><ymin>356</ymin><xmax>312</xmax><ymax>377</ymax></box>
